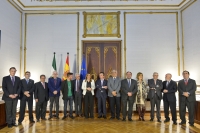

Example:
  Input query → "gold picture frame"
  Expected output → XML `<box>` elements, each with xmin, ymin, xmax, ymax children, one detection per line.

<box><xmin>83</xmin><ymin>12</ymin><xmax>121</xmax><ymax>38</ymax></box>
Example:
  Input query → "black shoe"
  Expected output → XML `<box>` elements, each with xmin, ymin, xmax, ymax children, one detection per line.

<box><xmin>164</xmin><ymin>119</ymin><xmax>170</xmax><ymax>122</ymax></box>
<box><xmin>179</xmin><ymin>122</ymin><xmax>186</xmax><ymax>125</ymax></box>
<box><xmin>41</xmin><ymin>118</ymin><xmax>47</xmax><ymax>120</ymax></box>
<box><xmin>128</xmin><ymin>119</ymin><xmax>133</xmax><ymax>121</ymax></box>
<box><xmin>157</xmin><ymin>119</ymin><xmax>161</xmax><ymax>122</ymax></box>
<box><xmin>36</xmin><ymin>119</ymin><xmax>40</xmax><ymax>122</ymax></box>
<box><xmin>150</xmin><ymin>118</ymin><xmax>153</xmax><ymax>121</ymax></box>
<box><xmin>190</xmin><ymin>124</ymin><xmax>194</xmax><ymax>127</ymax></box>
<box><xmin>30</xmin><ymin>120</ymin><xmax>35</xmax><ymax>123</ymax></box>
<box><xmin>12</xmin><ymin>123</ymin><xmax>18</xmax><ymax>127</ymax></box>
<box><xmin>62</xmin><ymin>116</ymin><xmax>67</xmax><ymax>120</ymax></box>
<box><xmin>173</xmin><ymin>122</ymin><xmax>177</xmax><ymax>125</ymax></box>
<box><xmin>116</xmin><ymin>117</ymin><xmax>121</xmax><ymax>120</ymax></box>
<box><xmin>48</xmin><ymin>117</ymin><xmax>53</xmax><ymax>120</ymax></box>
<box><xmin>90</xmin><ymin>116</ymin><xmax>94</xmax><ymax>119</ymax></box>
<box><xmin>103</xmin><ymin>116</ymin><xmax>107</xmax><ymax>119</ymax></box>
<box><xmin>110</xmin><ymin>117</ymin><xmax>115</xmax><ymax>120</ymax></box>
<box><xmin>122</xmin><ymin>118</ymin><xmax>126</xmax><ymax>121</ymax></box>
<box><xmin>56</xmin><ymin>117</ymin><xmax>59</xmax><ymax>119</ymax></box>
<box><xmin>70</xmin><ymin>116</ymin><xmax>74</xmax><ymax>119</ymax></box>
<box><xmin>8</xmin><ymin>124</ymin><xmax>13</xmax><ymax>128</ymax></box>
<box><xmin>85</xmin><ymin>117</ymin><xmax>89</xmax><ymax>119</ymax></box>
<box><xmin>98</xmin><ymin>116</ymin><xmax>102</xmax><ymax>118</ymax></box>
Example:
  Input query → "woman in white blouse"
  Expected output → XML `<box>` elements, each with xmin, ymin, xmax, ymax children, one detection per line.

<box><xmin>82</xmin><ymin>73</ymin><xmax>95</xmax><ymax>118</ymax></box>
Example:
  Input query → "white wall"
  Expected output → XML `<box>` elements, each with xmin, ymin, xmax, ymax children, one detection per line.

<box><xmin>182</xmin><ymin>0</ymin><xmax>200</xmax><ymax>84</ymax></box>
<box><xmin>0</xmin><ymin>1</ymin><xmax>21</xmax><ymax>86</ymax></box>
<box><xmin>26</xmin><ymin>14</ymin><xmax>78</xmax><ymax>82</ymax></box>
<box><xmin>126</xmin><ymin>13</ymin><xmax>178</xmax><ymax>82</ymax></box>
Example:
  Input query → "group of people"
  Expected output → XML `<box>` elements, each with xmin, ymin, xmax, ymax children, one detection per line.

<box><xmin>2</xmin><ymin>67</ymin><xmax>196</xmax><ymax>128</ymax></box>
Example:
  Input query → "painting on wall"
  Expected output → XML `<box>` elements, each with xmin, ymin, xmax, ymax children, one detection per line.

<box><xmin>83</xmin><ymin>12</ymin><xmax>121</xmax><ymax>38</ymax></box>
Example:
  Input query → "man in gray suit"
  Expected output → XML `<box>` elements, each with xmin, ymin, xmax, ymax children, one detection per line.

<box><xmin>148</xmin><ymin>72</ymin><xmax>163</xmax><ymax>122</ymax></box>
<box><xmin>178</xmin><ymin>70</ymin><xmax>196</xmax><ymax>126</ymax></box>
<box><xmin>121</xmin><ymin>71</ymin><xmax>137</xmax><ymax>121</ymax></box>
<box><xmin>108</xmin><ymin>70</ymin><xmax>121</xmax><ymax>120</ymax></box>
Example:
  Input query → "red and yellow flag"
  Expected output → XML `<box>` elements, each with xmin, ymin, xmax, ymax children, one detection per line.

<box><xmin>62</xmin><ymin>53</ymin><xmax>70</xmax><ymax>80</ymax></box>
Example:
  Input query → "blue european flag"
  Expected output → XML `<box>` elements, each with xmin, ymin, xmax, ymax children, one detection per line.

<box><xmin>80</xmin><ymin>54</ymin><xmax>87</xmax><ymax>80</ymax></box>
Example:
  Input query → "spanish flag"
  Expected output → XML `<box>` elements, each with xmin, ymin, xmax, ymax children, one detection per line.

<box><xmin>62</xmin><ymin>53</ymin><xmax>70</xmax><ymax>80</ymax></box>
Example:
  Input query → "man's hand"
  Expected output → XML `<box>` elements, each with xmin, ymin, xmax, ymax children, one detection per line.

<box><xmin>26</xmin><ymin>94</ymin><xmax>30</xmax><ymax>97</ymax></box>
<box><xmin>103</xmin><ymin>86</ymin><xmax>108</xmax><ymax>89</ymax></box>
<box><xmin>112</xmin><ymin>91</ymin><xmax>117</xmax><ymax>96</ymax></box>
<box><xmin>128</xmin><ymin>92</ymin><xmax>132</xmax><ymax>96</ymax></box>
<box><xmin>35</xmin><ymin>99</ymin><xmax>38</xmax><ymax>102</ymax></box>
<box><xmin>163</xmin><ymin>89</ymin><xmax>168</xmax><ymax>93</ymax></box>
<box><xmin>183</xmin><ymin>92</ymin><xmax>189</xmax><ymax>97</ymax></box>
<box><xmin>9</xmin><ymin>95</ymin><xmax>15</xmax><ymax>99</ymax></box>
<box><xmin>24</xmin><ymin>91</ymin><xmax>29</xmax><ymax>95</ymax></box>
<box><xmin>53</xmin><ymin>91</ymin><xmax>57</xmax><ymax>95</ymax></box>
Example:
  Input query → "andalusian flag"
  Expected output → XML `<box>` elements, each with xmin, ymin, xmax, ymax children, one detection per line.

<box><xmin>62</xmin><ymin>53</ymin><xmax>70</xmax><ymax>80</ymax></box>
<box><xmin>51</xmin><ymin>52</ymin><xmax>57</xmax><ymax>74</ymax></box>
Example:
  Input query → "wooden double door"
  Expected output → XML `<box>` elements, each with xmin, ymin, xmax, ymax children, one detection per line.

<box><xmin>83</xmin><ymin>41</ymin><xmax>121</xmax><ymax>80</ymax></box>
<box><xmin>82</xmin><ymin>41</ymin><xmax>121</xmax><ymax>113</ymax></box>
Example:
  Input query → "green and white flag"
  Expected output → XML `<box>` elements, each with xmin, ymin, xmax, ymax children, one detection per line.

<box><xmin>51</xmin><ymin>53</ymin><xmax>57</xmax><ymax>74</ymax></box>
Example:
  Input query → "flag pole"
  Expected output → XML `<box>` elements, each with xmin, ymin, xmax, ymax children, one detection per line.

<box><xmin>53</xmin><ymin>52</ymin><xmax>56</xmax><ymax>117</ymax></box>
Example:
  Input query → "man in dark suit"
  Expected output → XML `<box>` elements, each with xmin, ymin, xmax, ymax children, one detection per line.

<box><xmin>162</xmin><ymin>73</ymin><xmax>177</xmax><ymax>125</ymax></box>
<box><xmin>48</xmin><ymin>71</ymin><xmax>61</xmax><ymax>120</ymax></box>
<box><xmin>121</xmin><ymin>71</ymin><xmax>137</xmax><ymax>121</ymax></box>
<box><xmin>95</xmin><ymin>72</ymin><xmax>108</xmax><ymax>119</ymax></box>
<box><xmin>73</xmin><ymin>73</ymin><xmax>83</xmax><ymax>117</ymax></box>
<box><xmin>2</xmin><ymin>67</ymin><xmax>21</xmax><ymax>128</ymax></box>
<box><xmin>108</xmin><ymin>70</ymin><xmax>121</xmax><ymax>120</ymax></box>
<box><xmin>148</xmin><ymin>72</ymin><xmax>163</xmax><ymax>122</ymax></box>
<box><xmin>61</xmin><ymin>72</ymin><xmax>74</xmax><ymax>119</ymax></box>
<box><xmin>34</xmin><ymin>75</ymin><xmax>49</xmax><ymax>122</ymax></box>
<box><xmin>18</xmin><ymin>71</ymin><xmax>35</xmax><ymax>124</ymax></box>
<box><xmin>178</xmin><ymin>70</ymin><xmax>196</xmax><ymax>126</ymax></box>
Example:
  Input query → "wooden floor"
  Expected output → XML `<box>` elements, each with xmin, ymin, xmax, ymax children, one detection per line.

<box><xmin>0</xmin><ymin>113</ymin><xmax>200</xmax><ymax>133</ymax></box>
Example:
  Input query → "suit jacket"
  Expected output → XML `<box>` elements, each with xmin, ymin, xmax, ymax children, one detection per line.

<box><xmin>20</xmin><ymin>79</ymin><xmax>34</xmax><ymax>100</ymax></box>
<box><xmin>2</xmin><ymin>75</ymin><xmax>21</xmax><ymax>101</ymax></box>
<box><xmin>162</xmin><ymin>80</ymin><xmax>177</xmax><ymax>102</ymax></box>
<box><xmin>121</xmin><ymin>79</ymin><xmax>138</xmax><ymax>101</ymax></box>
<box><xmin>178</xmin><ymin>79</ymin><xmax>196</xmax><ymax>102</ymax></box>
<box><xmin>48</xmin><ymin>77</ymin><xmax>61</xmax><ymax>97</ymax></box>
<box><xmin>61</xmin><ymin>80</ymin><xmax>74</xmax><ymax>100</ymax></box>
<box><xmin>82</xmin><ymin>80</ymin><xmax>95</xmax><ymax>95</ymax></box>
<box><xmin>108</xmin><ymin>77</ymin><xmax>121</xmax><ymax>97</ymax></box>
<box><xmin>148</xmin><ymin>79</ymin><xmax>163</xmax><ymax>99</ymax></box>
<box><xmin>73</xmin><ymin>79</ymin><xmax>83</xmax><ymax>96</ymax></box>
<box><xmin>34</xmin><ymin>82</ymin><xmax>49</xmax><ymax>102</ymax></box>
<box><xmin>95</xmin><ymin>79</ymin><xmax>108</xmax><ymax>98</ymax></box>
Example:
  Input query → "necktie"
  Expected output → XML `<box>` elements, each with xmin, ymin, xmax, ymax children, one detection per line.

<box><xmin>77</xmin><ymin>80</ymin><xmax>79</xmax><ymax>92</ymax></box>
<box><xmin>12</xmin><ymin>77</ymin><xmax>15</xmax><ymax>86</ymax></box>
<box><xmin>113</xmin><ymin>78</ymin><xmax>116</xmax><ymax>84</ymax></box>
<box><xmin>185</xmin><ymin>80</ymin><xmax>188</xmax><ymax>85</ymax></box>
<box><xmin>128</xmin><ymin>79</ymin><xmax>131</xmax><ymax>88</ymax></box>
<box><xmin>101</xmin><ymin>80</ymin><xmax>103</xmax><ymax>86</ymax></box>
<box><xmin>26</xmin><ymin>79</ymin><xmax>29</xmax><ymax>84</ymax></box>
<box><xmin>54</xmin><ymin>79</ymin><xmax>57</xmax><ymax>86</ymax></box>
<box><xmin>42</xmin><ymin>82</ymin><xmax>45</xmax><ymax>89</ymax></box>
<box><xmin>166</xmin><ymin>81</ymin><xmax>169</xmax><ymax>87</ymax></box>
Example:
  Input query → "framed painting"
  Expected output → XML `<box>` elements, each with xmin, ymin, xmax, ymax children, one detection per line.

<box><xmin>83</xmin><ymin>12</ymin><xmax>121</xmax><ymax>38</ymax></box>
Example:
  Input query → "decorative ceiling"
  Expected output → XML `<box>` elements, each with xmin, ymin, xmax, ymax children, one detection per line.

<box><xmin>9</xmin><ymin>0</ymin><xmax>194</xmax><ymax>10</ymax></box>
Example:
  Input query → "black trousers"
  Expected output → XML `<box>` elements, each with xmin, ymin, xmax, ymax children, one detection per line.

<box><xmin>35</xmin><ymin>100</ymin><xmax>47</xmax><ymax>120</ymax></box>
<box><xmin>74</xmin><ymin>93</ymin><xmax>82</xmax><ymax>115</ymax></box>
<box><xmin>109</xmin><ymin>96</ymin><xmax>121</xmax><ymax>118</ymax></box>
<box><xmin>163</xmin><ymin>99</ymin><xmax>177</xmax><ymax>122</ymax></box>
<box><xmin>49</xmin><ymin>96</ymin><xmax>59</xmax><ymax>117</ymax></box>
<box><xmin>122</xmin><ymin>98</ymin><xmax>134</xmax><ymax>119</ymax></box>
<box><xmin>5</xmin><ymin>100</ymin><xmax>18</xmax><ymax>124</ymax></box>
<box><xmin>97</xmin><ymin>95</ymin><xmax>107</xmax><ymax>116</ymax></box>
<box><xmin>179</xmin><ymin>100</ymin><xmax>195</xmax><ymax>125</ymax></box>
<box><xmin>84</xmin><ymin>92</ymin><xmax>94</xmax><ymax>118</ymax></box>
<box><xmin>18</xmin><ymin>99</ymin><xmax>33</xmax><ymax>123</ymax></box>
<box><xmin>150</xmin><ymin>94</ymin><xmax>161</xmax><ymax>120</ymax></box>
